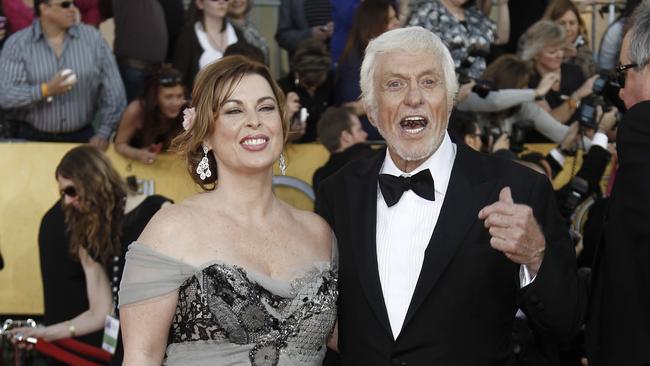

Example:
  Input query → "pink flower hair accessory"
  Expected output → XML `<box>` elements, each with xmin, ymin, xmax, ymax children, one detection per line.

<box><xmin>182</xmin><ymin>107</ymin><xmax>196</xmax><ymax>131</ymax></box>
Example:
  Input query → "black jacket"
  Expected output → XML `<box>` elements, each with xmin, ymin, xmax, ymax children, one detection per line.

<box><xmin>317</xmin><ymin>144</ymin><xmax>584</xmax><ymax>365</ymax></box>
<box><xmin>587</xmin><ymin>100</ymin><xmax>650</xmax><ymax>365</ymax></box>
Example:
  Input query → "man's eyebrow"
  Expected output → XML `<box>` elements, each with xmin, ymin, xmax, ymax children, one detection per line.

<box><xmin>384</xmin><ymin>69</ymin><xmax>440</xmax><ymax>79</ymax></box>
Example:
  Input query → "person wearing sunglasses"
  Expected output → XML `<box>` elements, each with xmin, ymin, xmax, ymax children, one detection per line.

<box><xmin>0</xmin><ymin>0</ymin><xmax>126</xmax><ymax>149</ymax></box>
<box><xmin>9</xmin><ymin>145</ymin><xmax>172</xmax><ymax>365</ymax></box>
<box><xmin>172</xmin><ymin>0</ymin><xmax>250</xmax><ymax>93</ymax></box>
<box><xmin>586</xmin><ymin>2</ymin><xmax>650</xmax><ymax>365</ymax></box>
<box><xmin>114</xmin><ymin>65</ymin><xmax>187</xmax><ymax>164</ymax></box>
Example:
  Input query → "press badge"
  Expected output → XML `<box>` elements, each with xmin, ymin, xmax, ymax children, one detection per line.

<box><xmin>102</xmin><ymin>315</ymin><xmax>120</xmax><ymax>354</ymax></box>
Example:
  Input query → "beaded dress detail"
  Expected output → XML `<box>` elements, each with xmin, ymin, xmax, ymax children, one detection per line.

<box><xmin>118</xmin><ymin>242</ymin><xmax>337</xmax><ymax>366</ymax></box>
<box><xmin>169</xmin><ymin>263</ymin><xmax>337</xmax><ymax>365</ymax></box>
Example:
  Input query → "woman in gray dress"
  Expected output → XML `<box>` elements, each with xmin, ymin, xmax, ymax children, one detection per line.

<box><xmin>118</xmin><ymin>55</ymin><xmax>338</xmax><ymax>365</ymax></box>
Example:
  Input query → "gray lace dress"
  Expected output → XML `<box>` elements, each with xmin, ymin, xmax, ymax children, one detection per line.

<box><xmin>119</xmin><ymin>243</ymin><xmax>338</xmax><ymax>365</ymax></box>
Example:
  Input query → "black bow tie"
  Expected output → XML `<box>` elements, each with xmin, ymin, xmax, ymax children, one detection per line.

<box><xmin>378</xmin><ymin>170</ymin><xmax>435</xmax><ymax>207</ymax></box>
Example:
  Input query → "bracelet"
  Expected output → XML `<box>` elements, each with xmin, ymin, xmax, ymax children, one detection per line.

<box><xmin>567</xmin><ymin>96</ymin><xmax>579</xmax><ymax>110</ymax></box>
<box><xmin>66</xmin><ymin>321</ymin><xmax>76</xmax><ymax>338</ymax></box>
<box><xmin>41</xmin><ymin>83</ymin><xmax>49</xmax><ymax>98</ymax></box>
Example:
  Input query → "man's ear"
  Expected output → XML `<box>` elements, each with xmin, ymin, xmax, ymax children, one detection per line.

<box><xmin>364</xmin><ymin>102</ymin><xmax>377</xmax><ymax>127</ymax></box>
<box><xmin>340</xmin><ymin>130</ymin><xmax>352</xmax><ymax>145</ymax></box>
<box><xmin>463</xmin><ymin>134</ymin><xmax>474</xmax><ymax>147</ymax></box>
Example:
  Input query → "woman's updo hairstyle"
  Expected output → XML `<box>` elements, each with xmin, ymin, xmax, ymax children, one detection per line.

<box><xmin>173</xmin><ymin>55</ymin><xmax>288</xmax><ymax>191</ymax></box>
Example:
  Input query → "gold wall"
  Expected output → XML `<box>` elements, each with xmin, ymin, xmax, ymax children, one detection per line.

<box><xmin>0</xmin><ymin>142</ymin><xmax>596</xmax><ymax>314</ymax></box>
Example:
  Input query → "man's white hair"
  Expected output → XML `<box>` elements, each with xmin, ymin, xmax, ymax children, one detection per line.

<box><xmin>359</xmin><ymin>26</ymin><xmax>458</xmax><ymax>118</ymax></box>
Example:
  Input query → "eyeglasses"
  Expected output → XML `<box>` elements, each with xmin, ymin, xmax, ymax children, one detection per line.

<box><xmin>159</xmin><ymin>75</ymin><xmax>183</xmax><ymax>86</ymax></box>
<box><xmin>616</xmin><ymin>63</ymin><xmax>638</xmax><ymax>88</ymax></box>
<box><xmin>61</xmin><ymin>186</ymin><xmax>77</xmax><ymax>198</ymax></box>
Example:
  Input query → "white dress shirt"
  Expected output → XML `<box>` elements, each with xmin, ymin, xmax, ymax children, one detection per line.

<box><xmin>376</xmin><ymin>133</ymin><xmax>456</xmax><ymax>339</ymax></box>
<box><xmin>195</xmin><ymin>22</ymin><xmax>239</xmax><ymax>69</ymax></box>
<box><xmin>376</xmin><ymin>133</ymin><xmax>534</xmax><ymax>338</ymax></box>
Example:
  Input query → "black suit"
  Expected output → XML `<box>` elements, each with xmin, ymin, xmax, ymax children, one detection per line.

<box><xmin>317</xmin><ymin>143</ymin><xmax>583</xmax><ymax>365</ymax></box>
<box><xmin>587</xmin><ymin>100</ymin><xmax>650</xmax><ymax>365</ymax></box>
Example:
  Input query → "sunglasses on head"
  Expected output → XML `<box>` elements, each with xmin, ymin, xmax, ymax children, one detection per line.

<box><xmin>616</xmin><ymin>63</ymin><xmax>638</xmax><ymax>88</ymax></box>
<box><xmin>61</xmin><ymin>186</ymin><xmax>77</xmax><ymax>198</ymax></box>
<box><xmin>50</xmin><ymin>0</ymin><xmax>75</xmax><ymax>8</ymax></box>
<box><xmin>159</xmin><ymin>75</ymin><xmax>183</xmax><ymax>86</ymax></box>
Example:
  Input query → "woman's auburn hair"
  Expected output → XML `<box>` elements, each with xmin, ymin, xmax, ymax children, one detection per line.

<box><xmin>55</xmin><ymin>145</ymin><xmax>127</xmax><ymax>265</ymax></box>
<box><xmin>172</xmin><ymin>55</ymin><xmax>288</xmax><ymax>191</ymax></box>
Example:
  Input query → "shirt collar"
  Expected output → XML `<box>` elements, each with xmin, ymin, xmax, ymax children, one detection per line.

<box><xmin>32</xmin><ymin>20</ymin><xmax>80</xmax><ymax>41</ymax></box>
<box><xmin>380</xmin><ymin>132</ymin><xmax>457</xmax><ymax>196</ymax></box>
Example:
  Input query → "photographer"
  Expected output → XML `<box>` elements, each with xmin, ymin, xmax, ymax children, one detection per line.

<box><xmin>457</xmin><ymin>54</ymin><xmax>593</xmax><ymax>147</ymax></box>
<box><xmin>586</xmin><ymin>3</ymin><xmax>650</xmax><ymax>363</ymax></box>
<box><xmin>520</xmin><ymin>20</ymin><xmax>598</xmax><ymax>126</ymax></box>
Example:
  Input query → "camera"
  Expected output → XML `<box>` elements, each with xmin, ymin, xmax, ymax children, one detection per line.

<box><xmin>456</xmin><ymin>49</ymin><xmax>495</xmax><ymax>98</ymax></box>
<box><xmin>480</xmin><ymin>119</ymin><xmax>532</xmax><ymax>154</ymax></box>
<box><xmin>558</xmin><ymin>176</ymin><xmax>590</xmax><ymax>220</ymax></box>
<box><xmin>575</xmin><ymin>72</ymin><xmax>624</xmax><ymax>129</ymax></box>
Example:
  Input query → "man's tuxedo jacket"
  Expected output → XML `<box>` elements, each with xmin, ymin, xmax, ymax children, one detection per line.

<box><xmin>317</xmin><ymin>144</ymin><xmax>584</xmax><ymax>365</ymax></box>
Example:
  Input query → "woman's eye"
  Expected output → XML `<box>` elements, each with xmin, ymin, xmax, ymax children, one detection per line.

<box><xmin>225</xmin><ymin>109</ymin><xmax>242</xmax><ymax>114</ymax></box>
<box><xmin>259</xmin><ymin>105</ymin><xmax>276</xmax><ymax>112</ymax></box>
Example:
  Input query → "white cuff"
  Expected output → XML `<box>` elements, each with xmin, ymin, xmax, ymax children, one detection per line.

<box><xmin>549</xmin><ymin>148</ymin><xmax>565</xmax><ymax>167</ymax></box>
<box><xmin>591</xmin><ymin>132</ymin><xmax>609</xmax><ymax>150</ymax></box>
<box><xmin>519</xmin><ymin>264</ymin><xmax>537</xmax><ymax>288</ymax></box>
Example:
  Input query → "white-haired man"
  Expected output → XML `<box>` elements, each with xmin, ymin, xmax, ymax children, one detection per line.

<box><xmin>587</xmin><ymin>2</ymin><xmax>650</xmax><ymax>364</ymax></box>
<box><xmin>317</xmin><ymin>26</ymin><xmax>583</xmax><ymax>364</ymax></box>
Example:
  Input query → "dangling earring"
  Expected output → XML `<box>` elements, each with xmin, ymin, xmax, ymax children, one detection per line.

<box><xmin>197</xmin><ymin>145</ymin><xmax>212</xmax><ymax>180</ymax></box>
<box><xmin>279</xmin><ymin>152</ymin><xmax>287</xmax><ymax>176</ymax></box>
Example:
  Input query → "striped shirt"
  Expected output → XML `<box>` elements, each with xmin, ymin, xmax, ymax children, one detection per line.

<box><xmin>0</xmin><ymin>21</ymin><xmax>126</xmax><ymax>139</ymax></box>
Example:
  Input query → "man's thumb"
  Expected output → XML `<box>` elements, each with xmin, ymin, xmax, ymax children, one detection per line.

<box><xmin>499</xmin><ymin>186</ymin><xmax>514</xmax><ymax>204</ymax></box>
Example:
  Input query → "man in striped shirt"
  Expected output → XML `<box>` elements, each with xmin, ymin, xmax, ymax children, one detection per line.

<box><xmin>0</xmin><ymin>0</ymin><xmax>126</xmax><ymax>149</ymax></box>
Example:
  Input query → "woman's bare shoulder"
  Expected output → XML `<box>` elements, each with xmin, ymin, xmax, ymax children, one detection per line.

<box><xmin>136</xmin><ymin>197</ymin><xmax>204</xmax><ymax>257</ymax></box>
<box><xmin>285</xmin><ymin>205</ymin><xmax>333</xmax><ymax>257</ymax></box>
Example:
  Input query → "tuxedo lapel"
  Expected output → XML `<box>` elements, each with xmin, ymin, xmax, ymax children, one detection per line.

<box><xmin>344</xmin><ymin>151</ymin><xmax>393</xmax><ymax>336</ymax></box>
<box><xmin>401</xmin><ymin>146</ymin><xmax>497</xmax><ymax>330</ymax></box>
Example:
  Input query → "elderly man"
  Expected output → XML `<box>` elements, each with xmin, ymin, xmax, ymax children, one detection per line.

<box><xmin>0</xmin><ymin>0</ymin><xmax>125</xmax><ymax>148</ymax></box>
<box><xmin>587</xmin><ymin>2</ymin><xmax>650</xmax><ymax>364</ymax></box>
<box><xmin>317</xmin><ymin>27</ymin><xmax>582</xmax><ymax>364</ymax></box>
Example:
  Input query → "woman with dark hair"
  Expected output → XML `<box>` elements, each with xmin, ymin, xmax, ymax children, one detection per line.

<box><xmin>10</xmin><ymin>145</ymin><xmax>171</xmax><ymax>365</ymax></box>
<box><xmin>172</xmin><ymin>0</ymin><xmax>247</xmax><ymax>92</ymax></box>
<box><xmin>333</xmin><ymin>0</ymin><xmax>399</xmax><ymax>140</ymax></box>
<box><xmin>114</xmin><ymin>64</ymin><xmax>186</xmax><ymax>164</ymax></box>
<box><xmin>119</xmin><ymin>56</ymin><xmax>337</xmax><ymax>365</ymax></box>
<box><xmin>227</xmin><ymin>0</ymin><xmax>269</xmax><ymax>63</ymax></box>
<box><xmin>543</xmin><ymin>0</ymin><xmax>596</xmax><ymax>77</ymax></box>
<box><xmin>408</xmin><ymin>0</ymin><xmax>510</xmax><ymax>79</ymax></box>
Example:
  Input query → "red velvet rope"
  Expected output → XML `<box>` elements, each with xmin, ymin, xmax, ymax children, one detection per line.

<box><xmin>56</xmin><ymin>338</ymin><xmax>112</xmax><ymax>362</ymax></box>
<box><xmin>33</xmin><ymin>340</ymin><xmax>103</xmax><ymax>366</ymax></box>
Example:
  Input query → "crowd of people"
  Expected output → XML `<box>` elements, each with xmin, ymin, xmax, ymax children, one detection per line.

<box><xmin>1</xmin><ymin>0</ymin><xmax>649</xmax><ymax>365</ymax></box>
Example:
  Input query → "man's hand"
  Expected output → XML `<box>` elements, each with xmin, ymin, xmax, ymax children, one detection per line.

<box><xmin>311</xmin><ymin>22</ymin><xmax>333</xmax><ymax>40</ymax></box>
<box><xmin>535</xmin><ymin>73</ymin><xmax>560</xmax><ymax>98</ymax></box>
<box><xmin>286</xmin><ymin>91</ymin><xmax>301</xmax><ymax>118</ymax></box>
<box><xmin>89</xmin><ymin>135</ymin><xmax>109</xmax><ymax>150</ymax></box>
<box><xmin>559</xmin><ymin>122</ymin><xmax>580</xmax><ymax>153</ymax></box>
<box><xmin>45</xmin><ymin>70</ymin><xmax>75</xmax><ymax>96</ymax></box>
<box><xmin>491</xmin><ymin>133</ymin><xmax>510</xmax><ymax>152</ymax></box>
<box><xmin>478</xmin><ymin>187</ymin><xmax>546</xmax><ymax>276</ymax></box>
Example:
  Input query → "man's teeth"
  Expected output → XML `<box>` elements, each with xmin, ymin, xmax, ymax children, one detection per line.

<box><xmin>242</xmin><ymin>138</ymin><xmax>266</xmax><ymax>146</ymax></box>
<box><xmin>404</xmin><ymin>126</ymin><xmax>425</xmax><ymax>134</ymax></box>
<box><xmin>404</xmin><ymin>116</ymin><xmax>425</xmax><ymax>122</ymax></box>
